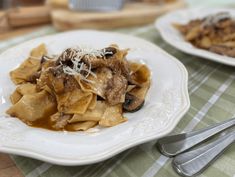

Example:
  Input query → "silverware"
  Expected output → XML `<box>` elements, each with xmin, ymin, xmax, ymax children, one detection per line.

<box><xmin>156</xmin><ymin>117</ymin><xmax>235</xmax><ymax>157</ymax></box>
<box><xmin>69</xmin><ymin>0</ymin><xmax>125</xmax><ymax>11</ymax></box>
<box><xmin>172</xmin><ymin>130</ymin><xmax>235</xmax><ymax>177</ymax></box>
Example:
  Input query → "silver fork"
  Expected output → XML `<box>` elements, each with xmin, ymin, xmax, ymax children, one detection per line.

<box><xmin>172</xmin><ymin>130</ymin><xmax>235</xmax><ymax>177</ymax></box>
<box><xmin>156</xmin><ymin>117</ymin><xmax>235</xmax><ymax>157</ymax></box>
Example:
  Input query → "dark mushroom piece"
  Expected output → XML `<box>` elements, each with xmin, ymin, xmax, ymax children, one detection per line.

<box><xmin>28</xmin><ymin>71</ymin><xmax>41</xmax><ymax>83</ymax></box>
<box><xmin>80</xmin><ymin>47</ymin><xmax>117</xmax><ymax>69</ymax></box>
<box><xmin>105</xmin><ymin>73</ymin><xmax>127</xmax><ymax>106</ymax></box>
<box><xmin>40</xmin><ymin>55</ymin><xmax>54</xmax><ymax>64</ymax></box>
<box><xmin>56</xmin><ymin>48</ymin><xmax>76</xmax><ymax>66</ymax></box>
<box><xmin>123</xmin><ymin>93</ymin><xmax>145</xmax><ymax>112</ymax></box>
<box><xmin>102</xmin><ymin>47</ymin><xmax>117</xmax><ymax>58</ymax></box>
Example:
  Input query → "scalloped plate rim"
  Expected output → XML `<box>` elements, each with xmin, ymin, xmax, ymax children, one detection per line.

<box><xmin>0</xmin><ymin>30</ymin><xmax>190</xmax><ymax>165</ymax></box>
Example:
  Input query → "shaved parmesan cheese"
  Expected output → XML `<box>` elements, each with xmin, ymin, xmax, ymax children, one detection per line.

<box><xmin>202</xmin><ymin>12</ymin><xmax>231</xmax><ymax>27</ymax></box>
<box><xmin>60</xmin><ymin>46</ymin><xmax>107</xmax><ymax>83</ymax></box>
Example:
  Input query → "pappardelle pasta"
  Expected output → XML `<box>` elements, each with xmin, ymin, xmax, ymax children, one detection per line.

<box><xmin>6</xmin><ymin>44</ymin><xmax>151</xmax><ymax>131</ymax></box>
<box><xmin>174</xmin><ymin>12</ymin><xmax>235</xmax><ymax>57</ymax></box>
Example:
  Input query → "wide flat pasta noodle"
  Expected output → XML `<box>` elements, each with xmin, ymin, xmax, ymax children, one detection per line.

<box><xmin>6</xmin><ymin>90</ymin><xmax>57</xmax><ymax>122</ymax></box>
<box><xmin>41</xmin><ymin>60</ymin><xmax>56</xmax><ymax>70</ymax></box>
<box><xmin>56</xmin><ymin>88</ymin><xmax>92</xmax><ymax>114</ymax></box>
<box><xmin>126</xmin><ymin>85</ymin><xmax>136</xmax><ymax>92</ymax></box>
<box><xmin>99</xmin><ymin>104</ymin><xmax>127</xmax><ymax>127</ymax></box>
<box><xmin>40</xmin><ymin>85</ymin><xmax>53</xmax><ymax>95</ymax></box>
<box><xmin>37</xmin><ymin>68</ymin><xmax>65</xmax><ymax>94</ymax></box>
<box><xmin>77</xmin><ymin>67</ymin><xmax>112</xmax><ymax>98</ymax></box>
<box><xmin>69</xmin><ymin>101</ymin><xmax>106</xmax><ymax>123</ymax></box>
<box><xmin>88</xmin><ymin>94</ymin><xmax>97</xmax><ymax>110</ymax></box>
<box><xmin>129</xmin><ymin>62</ymin><xmax>143</xmax><ymax>74</ymax></box>
<box><xmin>66</xmin><ymin>121</ymin><xmax>97</xmax><ymax>131</ymax></box>
<box><xmin>16</xmin><ymin>83</ymin><xmax>37</xmax><ymax>94</ymax></box>
<box><xmin>30</xmin><ymin>43</ymin><xmax>47</xmax><ymax>58</ymax></box>
<box><xmin>63</xmin><ymin>94</ymin><xmax>93</xmax><ymax>114</ymax></box>
<box><xmin>130</xmin><ymin>64</ymin><xmax>151</xmax><ymax>86</ymax></box>
<box><xmin>10</xmin><ymin>44</ymin><xmax>47</xmax><ymax>84</ymax></box>
<box><xmin>10</xmin><ymin>90</ymin><xmax>22</xmax><ymax>105</ymax></box>
<box><xmin>129</xmin><ymin>81</ymin><xmax>150</xmax><ymax>100</ymax></box>
<box><xmin>56</xmin><ymin>88</ymin><xmax>89</xmax><ymax>107</ymax></box>
<box><xmin>10</xmin><ymin>83</ymin><xmax>37</xmax><ymax>104</ymax></box>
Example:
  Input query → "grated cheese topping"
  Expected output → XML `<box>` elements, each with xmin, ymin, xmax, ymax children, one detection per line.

<box><xmin>60</xmin><ymin>46</ymin><xmax>111</xmax><ymax>83</ymax></box>
<box><xmin>30</xmin><ymin>46</ymin><xmax>114</xmax><ymax>83</ymax></box>
<box><xmin>202</xmin><ymin>12</ymin><xmax>231</xmax><ymax>28</ymax></box>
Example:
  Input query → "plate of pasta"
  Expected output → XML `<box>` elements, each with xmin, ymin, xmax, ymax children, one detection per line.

<box><xmin>0</xmin><ymin>30</ymin><xmax>189</xmax><ymax>165</ymax></box>
<box><xmin>155</xmin><ymin>8</ymin><xmax>235</xmax><ymax>66</ymax></box>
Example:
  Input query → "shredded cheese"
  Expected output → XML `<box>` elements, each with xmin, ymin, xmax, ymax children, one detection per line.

<box><xmin>29</xmin><ymin>55</ymin><xmax>58</xmax><ymax>61</ymax></box>
<box><xmin>202</xmin><ymin>12</ymin><xmax>231</xmax><ymax>28</ymax></box>
<box><xmin>29</xmin><ymin>46</ymin><xmax>110</xmax><ymax>83</ymax></box>
<box><xmin>60</xmin><ymin>46</ymin><xmax>108</xmax><ymax>83</ymax></box>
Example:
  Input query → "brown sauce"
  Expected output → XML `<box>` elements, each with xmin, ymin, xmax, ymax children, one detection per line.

<box><xmin>29</xmin><ymin>117</ymin><xmax>78</xmax><ymax>132</ymax></box>
<box><xmin>29</xmin><ymin>118</ymin><xmax>58</xmax><ymax>131</ymax></box>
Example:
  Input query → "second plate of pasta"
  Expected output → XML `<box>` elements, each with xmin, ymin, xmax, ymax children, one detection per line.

<box><xmin>155</xmin><ymin>8</ymin><xmax>235</xmax><ymax>66</ymax></box>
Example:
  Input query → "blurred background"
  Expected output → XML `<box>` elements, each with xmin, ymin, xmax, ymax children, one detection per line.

<box><xmin>0</xmin><ymin>0</ymin><xmax>45</xmax><ymax>8</ymax></box>
<box><xmin>1</xmin><ymin>0</ymin><xmax>234</xmax><ymax>9</ymax></box>
<box><xmin>0</xmin><ymin>0</ymin><xmax>235</xmax><ymax>40</ymax></box>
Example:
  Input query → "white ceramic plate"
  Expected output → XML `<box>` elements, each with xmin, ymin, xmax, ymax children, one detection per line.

<box><xmin>0</xmin><ymin>30</ymin><xmax>189</xmax><ymax>165</ymax></box>
<box><xmin>155</xmin><ymin>8</ymin><xmax>235</xmax><ymax>66</ymax></box>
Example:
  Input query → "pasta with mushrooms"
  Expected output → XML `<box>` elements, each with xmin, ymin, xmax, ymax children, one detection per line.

<box><xmin>6</xmin><ymin>43</ymin><xmax>151</xmax><ymax>131</ymax></box>
<box><xmin>174</xmin><ymin>12</ymin><xmax>235</xmax><ymax>57</ymax></box>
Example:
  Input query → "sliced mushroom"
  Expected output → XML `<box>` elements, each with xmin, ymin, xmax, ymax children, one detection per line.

<box><xmin>123</xmin><ymin>93</ymin><xmax>145</xmax><ymax>112</ymax></box>
<box><xmin>107</xmin><ymin>58</ymin><xmax>130</xmax><ymax>79</ymax></box>
<box><xmin>56</xmin><ymin>48</ymin><xmax>76</xmax><ymax>66</ymax></box>
<box><xmin>81</xmin><ymin>56</ymin><xmax>106</xmax><ymax>69</ymax></box>
<box><xmin>40</xmin><ymin>55</ymin><xmax>47</xmax><ymax>64</ymax></box>
<box><xmin>105</xmin><ymin>73</ymin><xmax>127</xmax><ymax>105</ymax></box>
<box><xmin>102</xmin><ymin>47</ymin><xmax>117</xmax><ymax>58</ymax></box>
<box><xmin>28</xmin><ymin>71</ymin><xmax>41</xmax><ymax>83</ymax></box>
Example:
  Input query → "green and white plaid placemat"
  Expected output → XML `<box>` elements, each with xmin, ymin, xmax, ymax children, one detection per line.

<box><xmin>1</xmin><ymin>24</ymin><xmax>235</xmax><ymax>177</ymax></box>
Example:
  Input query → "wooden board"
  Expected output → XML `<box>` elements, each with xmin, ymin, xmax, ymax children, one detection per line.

<box><xmin>0</xmin><ymin>25</ymin><xmax>46</xmax><ymax>40</ymax></box>
<box><xmin>0</xmin><ymin>6</ymin><xmax>51</xmax><ymax>40</ymax></box>
<box><xmin>52</xmin><ymin>0</ymin><xmax>186</xmax><ymax>31</ymax></box>
<box><xmin>0</xmin><ymin>11</ymin><xmax>10</xmax><ymax>33</ymax></box>
<box><xmin>0</xmin><ymin>6</ymin><xmax>51</xmax><ymax>30</ymax></box>
<box><xmin>8</xmin><ymin>6</ymin><xmax>51</xmax><ymax>27</ymax></box>
<box><xmin>0</xmin><ymin>153</ymin><xmax>24</xmax><ymax>177</ymax></box>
